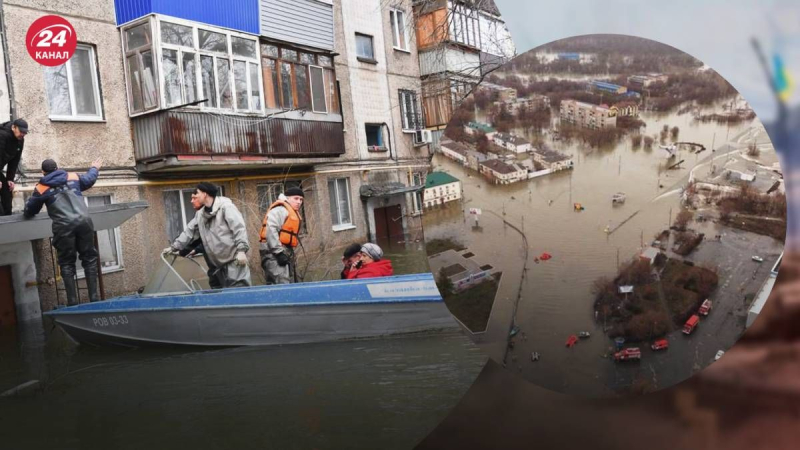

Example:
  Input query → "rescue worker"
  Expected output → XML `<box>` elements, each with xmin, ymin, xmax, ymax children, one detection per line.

<box><xmin>260</xmin><ymin>186</ymin><xmax>303</xmax><ymax>284</ymax></box>
<box><xmin>24</xmin><ymin>158</ymin><xmax>102</xmax><ymax>305</ymax></box>
<box><xmin>0</xmin><ymin>118</ymin><xmax>28</xmax><ymax>215</ymax></box>
<box><xmin>164</xmin><ymin>182</ymin><xmax>251</xmax><ymax>287</ymax></box>
<box><xmin>345</xmin><ymin>243</ymin><xmax>393</xmax><ymax>279</ymax></box>
<box><xmin>178</xmin><ymin>193</ymin><xmax>222</xmax><ymax>289</ymax></box>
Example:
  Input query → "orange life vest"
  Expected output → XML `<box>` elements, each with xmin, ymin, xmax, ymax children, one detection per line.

<box><xmin>260</xmin><ymin>200</ymin><xmax>301</xmax><ymax>247</ymax></box>
<box><xmin>34</xmin><ymin>172</ymin><xmax>80</xmax><ymax>195</ymax></box>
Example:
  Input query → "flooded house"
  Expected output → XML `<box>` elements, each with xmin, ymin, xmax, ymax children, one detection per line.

<box><xmin>0</xmin><ymin>0</ymin><xmax>432</xmax><ymax>318</ymax></box>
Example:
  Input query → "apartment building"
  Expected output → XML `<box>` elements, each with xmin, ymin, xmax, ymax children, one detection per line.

<box><xmin>0</xmin><ymin>0</ymin><xmax>431</xmax><ymax>316</ymax></box>
<box><xmin>560</xmin><ymin>99</ymin><xmax>617</xmax><ymax>129</ymax></box>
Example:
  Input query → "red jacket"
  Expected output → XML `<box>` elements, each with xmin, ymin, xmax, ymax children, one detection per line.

<box><xmin>346</xmin><ymin>259</ymin><xmax>394</xmax><ymax>279</ymax></box>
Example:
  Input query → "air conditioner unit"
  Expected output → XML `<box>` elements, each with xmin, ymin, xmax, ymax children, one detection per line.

<box><xmin>413</xmin><ymin>129</ymin><xmax>432</xmax><ymax>145</ymax></box>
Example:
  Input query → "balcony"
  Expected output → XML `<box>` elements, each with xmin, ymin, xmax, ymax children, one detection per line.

<box><xmin>132</xmin><ymin>110</ymin><xmax>345</xmax><ymax>173</ymax></box>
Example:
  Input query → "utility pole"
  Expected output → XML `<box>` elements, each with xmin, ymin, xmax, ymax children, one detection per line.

<box><xmin>669</xmin><ymin>207</ymin><xmax>673</xmax><ymax>228</ymax></box>
<box><xmin>616</xmin><ymin>248</ymin><xmax>620</xmax><ymax>269</ymax></box>
<box><xmin>711</xmin><ymin>132</ymin><xmax>716</xmax><ymax>152</ymax></box>
<box><xmin>640</xmin><ymin>230</ymin><xmax>644</xmax><ymax>248</ymax></box>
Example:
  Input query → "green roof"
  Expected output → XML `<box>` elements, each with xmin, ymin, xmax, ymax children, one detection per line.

<box><xmin>426</xmin><ymin>172</ymin><xmax>460</xmax><ymax>188</ymax></box>
<box><xmin>467</xmin><ymin>121</ymin><xmax>496</xmax><ymax>133</ymax></box>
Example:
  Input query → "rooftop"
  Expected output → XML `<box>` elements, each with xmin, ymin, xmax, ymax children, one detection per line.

<box><xmin>534</xmin><ymin>146</ymin><xmax>570</xmax><ymax>163</ymax></box>
<box><xmin>466</xmin><ymin>121</ymin><xmax>496</xmax><ymax>133</ymax></box>
<box><xmin>426</xmin><ymin>171</ymin><xmax>460</xmax><ymax>188</ymax></box>
<box><xmin>494</xmin><ymin>132</ymin><xmax>530</xmax><ymax>146</ymax></box>
<box><xmin>480</xmin><ymin>159</ymin><xmax>521</xmax><ymax>175</ymax></box>
<box><xmin>441</xmin><ymin>140</ymin><xmax>471</xmax><ymax>156</ymax></box>
<box><xmin>591</xmin><ymin>80</ymin><xmax>626</xmax><ymax>90</ymax></box>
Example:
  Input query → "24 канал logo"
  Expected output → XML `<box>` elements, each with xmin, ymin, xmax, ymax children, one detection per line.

<box><xmin>26</xmin><ymin>15</ymin><xmax>77</xmax><ymax>66</ymax></box>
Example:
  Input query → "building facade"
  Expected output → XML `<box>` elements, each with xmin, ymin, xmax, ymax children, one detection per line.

<box><xmin>560</xmin><ymin>99</ymin><xmax>617</xmax><ymax>129</ymax></box>
<box><xmin>478</xmin><ymin>159</ymin><xmax>525</xmax><ymax>184</ymax></box>
<box><xmin>493</xmin><ymin>132</ymin><xmax>530</xmax><ymax>153</ymax></box>
<box><xmin>423</xmin><ymin>171</ymin><xmax>461</xmax><ymax>208</ymax></box>
<box><xmin>1</xmin><ymin>0</ymin><xmax>431</xmax><ymax>316</ymax></box>
<box><xmin>414</xmin><ymin>0</ymin><xmax>514</xmax><ymax>139</ymax></box>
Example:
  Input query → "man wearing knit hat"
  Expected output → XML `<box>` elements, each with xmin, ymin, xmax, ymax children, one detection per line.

<box><xmin>259</xmin><ymin>185</ymin><xmax>304</xmax><ymax>284</ymax></box>
<box><xmin>165</xmin><ymin>182</ymin><xmax>251</xmax><ymax>287</ymax></box>
<box><xmin>24</xmin><ymin>157</ymin><xmax>103</xmax><ymax>305</ymax></box>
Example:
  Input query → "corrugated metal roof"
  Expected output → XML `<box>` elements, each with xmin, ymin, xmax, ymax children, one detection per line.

<box><xmin>115</xmin><ymin>0</ymin><xmax>259</xmax><ymax>33</ymax></box>
<box><xmin>426</xmin><ymin>172</ymin><xmax>460</xmax><ymax>188</ymax></box>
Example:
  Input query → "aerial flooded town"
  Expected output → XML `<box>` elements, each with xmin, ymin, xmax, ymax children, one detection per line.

<box><xmin>423</xmin><ymin>35</ymin><xmax>786</xmax><ymax>396</ymax></box>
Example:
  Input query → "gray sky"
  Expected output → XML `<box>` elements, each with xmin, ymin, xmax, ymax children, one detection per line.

<box><xmin>494</xmin><ymin>0</ymin><xmax>800</xmax><ymax>122</ymax></box>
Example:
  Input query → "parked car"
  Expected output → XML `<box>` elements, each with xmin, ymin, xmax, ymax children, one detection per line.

<box><xmin>651</xmin><ymin>339</ymin><xmax>669</xmax><ymax>351</ymax></box>
<box><xmin>752</xmin><ymin>256</ymin><xmax>764</xmax><ymax>262</ymax></box>
<box><xmin>714</xmin><ymin>350</ymin><xmax>725</xmax><ymax>361</ymax></box>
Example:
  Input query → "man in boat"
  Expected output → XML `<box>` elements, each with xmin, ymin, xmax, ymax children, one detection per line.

<box><xmin>260</xmin><ymin>186</ymin><xmax>304</xmax><ymax>284</ymax></box>
<box><xmin>178</xmin><ymin>193</ymin><xmax>222</xmax><ymax>289</ymax></box>
<box><xmin>23</xmin><ymin>158</ymin><xmax>103</xmax><ymax>305</ymax></box>
<box><xmin>165</xmin><ymin>182</ymin><xmax>251</xmax><ymax>287</ymax></box>
<box><xmin>340</xmin><ymin>242</ymin><xmax>363</xmax><ymax>279</ymax></box>
<box><xmin>345</xmin><ymin>243</ymin><xmax>393</xmax><ymax>279</ymax></box>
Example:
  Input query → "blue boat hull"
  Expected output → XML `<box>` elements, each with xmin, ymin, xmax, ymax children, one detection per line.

<box><xmin>44</xmin><ymin>274</ymin><xmax>457</xmax><ymax>347</ymax></box>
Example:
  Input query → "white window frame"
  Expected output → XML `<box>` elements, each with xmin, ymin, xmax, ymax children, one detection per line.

<box><xmin>44</xmin><ymin>43</ymin><xmax>104</xmax><ymax>122</ymax></box>
<box><xmin>399</xmin><ymin>89</ymin><xmax>421</xmax><ymax>131</ymax></box>
<box><xmin>389</xmin><ymin>9</ymin><xmax>410</xmax><ymax>53</ymax></box>
<box><xmin>121</xmin><ymin>15</ymin><xmax>264</xmax><ymax>117</ymax></box>
<box><xmin>73</xmin><ymin>194</ymin><xmax>123</xmax><ymax>278</ymax></box>
<box><xmin>309</xmin><ymin>65</ymin><xmax>328</xmax><ymax>114</ymax></box>
<box><xmin>329</xmin><ymin>178</ymin><xmax>354</xmax><ymax>231</ymax></box>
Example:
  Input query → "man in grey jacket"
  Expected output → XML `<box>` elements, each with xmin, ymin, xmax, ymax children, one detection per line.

<box><xmin>164</xmin><ymin>182</ymin><xmax>251</xmax><ymax>287</ymax></box>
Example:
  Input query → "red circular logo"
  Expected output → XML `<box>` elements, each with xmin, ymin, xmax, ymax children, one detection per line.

<box><xmin>25</xmin><ymin>15</ymin><xmax>77</xmax><ymax>66</ymax></box>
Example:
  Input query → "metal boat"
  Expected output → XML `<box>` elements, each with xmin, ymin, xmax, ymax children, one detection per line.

<box><xmin>44</xmin><ymin>255</ymin><xmax>455</xmax><ymax>347</ymax></box>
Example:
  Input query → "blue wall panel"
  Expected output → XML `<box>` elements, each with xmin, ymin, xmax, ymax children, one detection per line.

<box><xmin>115</xmin><ymin>0</ymin><xmax>259</xmax><ymax>34</ymax></box>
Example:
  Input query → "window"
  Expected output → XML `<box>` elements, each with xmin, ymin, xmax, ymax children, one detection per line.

<box><xmin>70</xmin><ymin>195</ymin><xmax>121</xmax><ymax>277</ymax></box>
<box><xmin>122</xmin><ymin>18</ymin><xmax>262</xmax><ymax>115</ymax></box>
<box><xmin>365</xmin><ymin>124</ymin><xmax>384</xmax><ymax>149</ymax></box>
<box><xmin>256</xmin><ymin>181</ymin><xmax>308</xmax><ymax>234</ymax></box>
<box><xmin>450</xmin><ymin>3</ymin><xmax>480</xmax><ymax>48</ymax></box>
<box><xmin>43</xmin><ymin>44</ymin><xmax>103</xmax><ymax>120</ymax></box>
<box><xmin>355</xmin><ymin>33</ymin><xmax>375</xmax><ymax>62</ymax></box>
<box><xmin>389</xmin><ymin>9</ymin><xmax>409</xmax><ymax>52</ymax></box>
<box><xmin>411</xmin><ymin>172</ymin><xmax>424</xmax><ymax>214</ymax></box>
<box><xmin>328</xmin><ymin>178</ymin><xmax>353</xmax><ymax>230</ymax></box>
<box><xmin>124</xmin><ymin>21</ymin><xmax>158</xmax><ymax>114</ymax></box>
<box><xmin>163</xmin><ymin>186</ymin><xmax>225</xmax><ymax>242</ymax></box>
<box><xmin>260</xmin><ymin>42</ymin><xmax>338</xmax><ymax>113</ymax></box>
<box><xmin>399</xmin><ymin>90</ymin><xmax>422</xmax><ymax>131</ymax></box>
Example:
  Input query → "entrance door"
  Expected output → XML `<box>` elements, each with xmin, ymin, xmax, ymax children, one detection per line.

<box><xmin>374</xmin><ymin>205</ymin><xmax>404</xmax><ymax>240</ymax></box>
<box><xmin>0</xmin><ymin>266</ymin><xmax>16</xmax><ymax>328</ymax></box>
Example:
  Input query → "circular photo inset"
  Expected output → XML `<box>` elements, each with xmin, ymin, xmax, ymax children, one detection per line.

<box><xmin>424</xmin><ymin>34</ymin><xmax>786</xmax><ymax>397</ymax></box>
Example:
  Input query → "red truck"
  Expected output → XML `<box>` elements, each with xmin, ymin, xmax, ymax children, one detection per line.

<box><xmin>683</xmin><ymin>315</ymin><xmax>700</xmax><ymax>335</ymax></box>
<box><xmin>698</xmin><ymin>299</ymin><xmax>712</xmax><ymax>316</ymax></box>
<box><xmin>651</xmin><ymin>339</ymin><xmax>669</xmax><ymax>351</ymax></box>
<box><xmin>614</xmin><ymin>347</ymin><xmax>641</xmax><ymax>361</ymax></box>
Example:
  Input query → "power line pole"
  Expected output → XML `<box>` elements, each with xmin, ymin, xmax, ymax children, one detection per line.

<box><xmin>668</xmin><ymin>207</ymin><xmax>673</xmax><ymax>228</ymax></box>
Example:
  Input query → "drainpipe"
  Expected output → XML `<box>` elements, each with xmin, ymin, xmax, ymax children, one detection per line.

<box><xmin>0</xmin><ymin>0</ymin><xmax>17</xmax><ymax>120</ymax></box>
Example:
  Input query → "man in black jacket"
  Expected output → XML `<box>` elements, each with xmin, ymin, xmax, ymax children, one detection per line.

<box><xmin>0</xmin><ymin>119</ymin><xmax>28</xmax><ymax>215</ymax></box>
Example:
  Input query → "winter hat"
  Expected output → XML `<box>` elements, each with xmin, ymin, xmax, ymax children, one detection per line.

<box><xmin>360</xmin><ymin>243</ymin><xmax>383</xmax><ymax>261</ymax></box>
<box><xmin>196</xmin><ymin>182</ymin><xmax>218</xmax><ymax>197</ymax></box>
<box><xmin>285</xmin><ymin>186</ymin><xmax>304</xmax><ymax>197</ymax></box>
<box><xmin>41</xmin><ymin>159</ymin><xmax>58</xmax><ymax>174</ymax></box>
<box><xmin>343</xmin><ymin>243</ymin><xmax>362</xmax><ymax>259</ymax></box>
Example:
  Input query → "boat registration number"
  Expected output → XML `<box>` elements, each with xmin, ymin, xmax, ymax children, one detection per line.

<box><xmin>92</xmin><ymin>315</ymin><xmax>129</xmax><ymax>327</ymax></box>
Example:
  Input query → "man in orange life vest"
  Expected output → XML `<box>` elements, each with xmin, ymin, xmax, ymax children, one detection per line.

<box><xmin>24</xmin><ymin>158</ymin><xmax>103</xmax><ymax>306</ymax></box>
<box><xmin>260</xmin><ymin>187</ymin><xmax>303</xmax><ymax>284</ymax></box>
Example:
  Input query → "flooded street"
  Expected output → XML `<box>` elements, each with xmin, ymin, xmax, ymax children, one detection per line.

<box><xmin>425</xmin><ymin>110</ymin><xmax>783</xmax><ymax>396</ymax></box>
<box><xmin>0</xmin><ymin>320</ymin><xmax>485</xmax><ymax>449</ymax></box>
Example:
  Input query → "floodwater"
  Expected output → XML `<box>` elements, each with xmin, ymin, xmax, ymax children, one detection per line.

<box><xmin>424</xmin><ymin>107</ymin><xmax>784</xmax><ymax>396</ymax></box>
<box><xmin>0</xmin><ymin>319</ymin><xmax>485</xmax><ymax>449</ymax></box>
<box><xmin>1</xmin><ymin>242</ymin><xmax>486</xmax><ymax>448</ymax></box>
